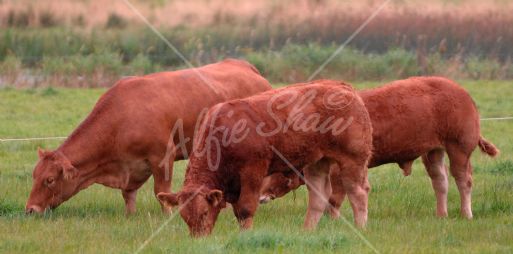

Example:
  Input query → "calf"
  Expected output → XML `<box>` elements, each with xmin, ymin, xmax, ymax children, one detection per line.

<box><xmin>158</xmin><ymin>80</ymin><xmax>373</xmax><ymax>237</ymax></box>
<box><xmin>25</xmin><ymin>59</ymin><xmax>271</xmax><ymax>215</ymax></box>
<box><xmin>260</xmin><ymin>77</ymin><xmax>499</xmax><ymax>219</ymax></box>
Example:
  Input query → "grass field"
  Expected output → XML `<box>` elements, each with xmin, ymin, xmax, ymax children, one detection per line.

<box><xmin>0</xmin><ymin>81</ymin><xmax>512</xmax><ymax>253</ymax></box>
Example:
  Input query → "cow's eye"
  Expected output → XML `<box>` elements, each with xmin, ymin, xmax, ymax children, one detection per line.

<box><xmin>45</xmin><ymin>177</ymin><xmax>55</xmax><ymax>186</ymax></box>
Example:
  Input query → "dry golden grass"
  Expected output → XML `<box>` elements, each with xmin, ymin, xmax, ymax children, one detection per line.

<box><xmin>1</xmin><ymin>0</ymin><xmax>513</xmax><ymax>28</ymax></box>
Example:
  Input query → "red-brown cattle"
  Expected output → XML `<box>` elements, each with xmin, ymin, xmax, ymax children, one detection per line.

<box><xmin>260</xmin><ymin>77</ymin><xmax>499</xmax><ymax>219</ymax></box>
<box><xmin>25</xmin><ymin>59</ymin><xmax>271</xmax><ymax>215</ymax></box>
<box><xmin>158</xmin><ymin>80</ymin><xmax>373</xmax><ymax>237</ymax></box>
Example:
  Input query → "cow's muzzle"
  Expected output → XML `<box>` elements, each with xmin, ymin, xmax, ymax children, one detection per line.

<box><xmin>25</xmin><ymin>205</ymin><xmax>44</xmax><ymax>214</ymax></box>
<box><xmin>259</xmin><ymin>194</ymin><xmax>275</xmax><ymax>204</ymax></box>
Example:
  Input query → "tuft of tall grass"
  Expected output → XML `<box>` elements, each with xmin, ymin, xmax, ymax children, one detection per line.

<box><xmin>38</xmin><ymin>10</ymin><xmax>59</xmax><ymax>28</ymax></box>
<box><xmin>6</xmin><ymin>9</ymin><xmax>31</xmax><ymax>27</ymax></box>
<box><xmin>105</xmin><ymin>13</ymin><xmax>126</xmax><ymax>29</ymax></box>
<box><xmin>247</xmin><ymin>44</ymin><xmax>421</xmax><ymax>82</ymax></box>
<box><xmin>1</xmin><ymin>15</ymin><xmax>513</xmax><ymax>86</ymax></box>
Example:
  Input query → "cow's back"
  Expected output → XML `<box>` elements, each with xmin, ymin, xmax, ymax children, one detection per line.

<box><xmin>360</xmin><ymin>77</ymin><xmax>480</xmax><ymax>166</ymax></box>
<box><xmin>206</xmin><ymin>80</ymin><xmax>372</xmax><ymax>173</ymax></box>
<box><xmin>73</xmin><ymin>59</ymin><xmax>271</xmax><ymax>160</ymax></box>
<box><xmin>111</xmin><ymin>58</ymin><xmax>270</xmax><ymax>119</ymax></box>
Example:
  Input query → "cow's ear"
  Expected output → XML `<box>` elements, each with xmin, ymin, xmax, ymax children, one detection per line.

<box><xmin>56</xmin><ymin>152</ymin><xmax>78</xmax><ymax>180</ymax></box>
<box><xmin>206</xmin><ymin>189</ymin><xmax>223</xmax><ymax>207</ymax></box>
<box><xmin>62</xmin><ymin>164</ymin><xmax>79</xmax><ymax>180</ymax></box>
<box><xmin>37</xmin><ymin>147</ymin><xmax>46</xmax><ymax>158</ymax></box>
<box><xmin>157</xmin><ymin>192</ymin><xmax>179</xmax><ymax>207</ymax></box>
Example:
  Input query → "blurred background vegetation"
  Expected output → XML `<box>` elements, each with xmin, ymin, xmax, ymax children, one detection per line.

<box><xmin>1</xmin><ymin>0</ymin><xmax>513</xmax><ymax>87</ymax></box>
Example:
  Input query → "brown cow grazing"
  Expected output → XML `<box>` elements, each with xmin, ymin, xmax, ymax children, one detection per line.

<box><xmin>25</xmin><ymin>59</ymin><xmax>271</xmax><ymax>215</ymax></box>
<box><xmin>158</xmin><ymin>80</ymin><xmax>373</xmax><ymax>237</ymax></box>
<box><xmin>260</xmin><ymin>77</ymin><xmax>499</xmax><ymax>219</ymax></box>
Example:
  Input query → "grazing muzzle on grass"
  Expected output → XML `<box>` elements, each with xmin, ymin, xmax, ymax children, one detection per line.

<box><xmin>25</xmin><ymin>148</ymin><xmax>80</xmax><ymax>214</ymax></box>
<box><xmin>158</xmin><ymin>189</ymin><xmax>225</xmax><ymax>237</ymax></box>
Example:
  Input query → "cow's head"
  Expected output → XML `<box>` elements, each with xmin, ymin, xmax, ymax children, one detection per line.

<box><xmin>25</xmin><ymin>148</ymin><xmax>80</xmax><ymax>214</ymax></box>
<box><xmin>259</xmin><ymin>172</ymin><xmax>304</xmax><ymax>204</ymax></box>
<box><xmin>158</xmin><ymin>188</ymin><xmax>225</xmax><ymax>237</ymax></box>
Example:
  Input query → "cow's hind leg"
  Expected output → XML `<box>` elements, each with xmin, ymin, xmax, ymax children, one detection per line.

<box><xmin>446</xmin><ymin>143</ymin><xmax>473</xmax><ymax>219</ymax></box>
<box><xmin>326</xmin><ymin>163</ymin><xmax>346</xmax><ymax>219</ymax></box>
<box><xmin>303</xmin><ymin>159</ymin><xmax>332</xmax><ymax>229</ymax></box>
<box><xmin>422</xmin><ymin>149</ymin><xmax>449</xmax><ymax>217</ymax></box>
<box><xmin>334</xmin><ymin>156</ymin><xmax>369</xmax><ymax>228</ymax></box>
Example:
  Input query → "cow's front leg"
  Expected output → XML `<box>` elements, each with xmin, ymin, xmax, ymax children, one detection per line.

<box><xmin>232</xmin><ymin>202</ymin><xmax>255</xmax><ymax>230</ymax></box>
<box><xmin>233</xmin><ymin>184</ymin><xmax>261</xmax><ymax>230</ymax></box>
<box><xmin>150</xmin><ymin>154</ymin><xmax>174</xmax><ymax>214</ymax></box>
<box><xmin>122</xmin><ymin>189</ymin><xmax>138</xmax><ymax>215</ymax></box>
<box><xmin>233</xmin><ymin>163</ymin><xmax>267</xmax><ymax>230</ymax></box>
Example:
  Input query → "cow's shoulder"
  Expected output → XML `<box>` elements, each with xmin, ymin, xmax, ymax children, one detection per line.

<box><xmin>110</xmin><ymin>75</ymin><xmax>157</xmax><ymax>92</ymax></box>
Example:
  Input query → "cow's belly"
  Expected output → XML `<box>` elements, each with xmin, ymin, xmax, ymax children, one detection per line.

<box><xmin>370</xmin><ymin>154</ymin><xmax>420</xmax><ymax>168</ymax></box>
<box><xmin>122</xmin><ymin>160</ymin><xmax>152</xmax><ymax>189</ymax></box>
<box><xmin>268</xmin><ymin>148</ymin><xmax>323</xmax><ymax>174</ymax></box>
<box><xmin>370</xmin><ymin>142</ymin><xmax>442</xmax><ymax>168</ymax></box>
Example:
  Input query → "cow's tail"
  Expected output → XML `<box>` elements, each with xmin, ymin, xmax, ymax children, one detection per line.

<box><xmin>478</xmin><ymin>136</ymin><xmax>500</xmax><ymax>157</ymax></box>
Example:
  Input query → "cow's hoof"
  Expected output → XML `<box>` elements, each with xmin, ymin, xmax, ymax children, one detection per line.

<box><xmin>461</xmin><ymin>211</ymin><xmax>473</xmax><ymax>219</ymax></box>
<box><xmin>436</xmin><ymin>211</ymin><xmax>448</xmax><ymax>218</ymax></box>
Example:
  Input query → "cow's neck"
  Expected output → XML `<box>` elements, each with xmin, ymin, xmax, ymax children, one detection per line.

<box><xmin>59</xmin><ymin>136</ymin><xmax>124</xmax><ymax>191</ymax></box>
<box><xmin>58</xmin><ymin>119</ymin><xmax>112</xmax><ymax>183</ymax></box>
<box><xmin>183</xmin><ymin>157</ymin><xmax>221</xmax><ymax>191</ymax></box>
<box><xmin>60</xmin><ymin>137</ymin><xmax>104</xmax><ymax>167</ymax></box>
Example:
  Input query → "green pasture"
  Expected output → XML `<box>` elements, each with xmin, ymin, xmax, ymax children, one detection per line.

<box><xmin>0</xmin><ymin>81</ymin><xmax>512</xmax><ymax>253</ymax></box>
